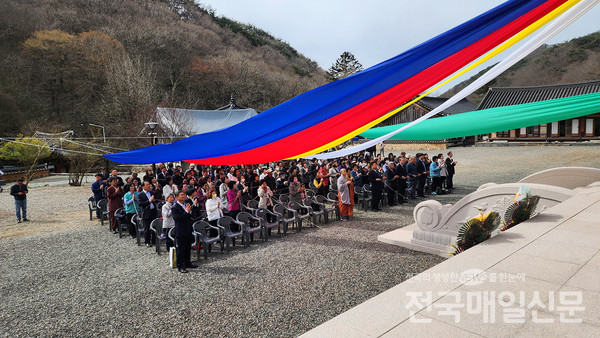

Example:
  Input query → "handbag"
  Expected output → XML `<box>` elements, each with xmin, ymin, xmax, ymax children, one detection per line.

<box><xmin>169</xmin><ymin>247</ymin><xmax>177</xmax><ymax>268</ymax></box>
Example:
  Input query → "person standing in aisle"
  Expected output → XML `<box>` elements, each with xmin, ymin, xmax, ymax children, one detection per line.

<box><xmin>368</xmin><ymin>162</ymin><xmax>384</xmax><ymax>212</ymax></box>
<box><xmin>10</xmin><ymin>178</ymin><xmax>28</xmax><ymax>223</ymax></box>
<box><xmin>172</xmin><ymin>191</ymin><xmax>197</xmax><ymax>273</ymax></box>
<box><xmin>445</xmin><ymin>151</ymin><xmax>457</xmax><ymax>193</ymax></box>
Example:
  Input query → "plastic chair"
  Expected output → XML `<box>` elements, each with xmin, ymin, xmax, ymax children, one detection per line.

<box><xmin>192</xmin><ymin>221</ymin><xmax>224</xmax><ymax>260</ymax></box>
<box><xmin>242</xmin><ymin>199</ymin><xmax>259</xmax><ymax>215</ymax></box>
<box><xmin>167</xmin><ymin>227</ymin><xmax>199</xmax><ymax>259</ymax></box>
<box><xmin>87</xmin><ymin>196</ymin><xmax>98</xmax><ymax>221</ymax></box>
<box><xmin>156</xmin><ymin>201</ymin><xmax>166</xmax><ymax>218</ymax></box>
<box><xmin>96</xmin><ymin>199</ymin><xmax>110</xmax><ymax>227</ymax></box>
<box><xmin>150</xmin><ymin>218</ymin><xmax>167</xmax><ymax>255</ymax></box>
<box><xmin>217</xmin><ymin>216</ymin><xmax>245</xmax><ymax>252</ymax></box>
<box><xmin>327</xmin><ymin>192</ymin><xmax>339</xmax><ymax>202</ymax></box>
<box><xmin>288</xmin><ymin>201</ymin><xmax>311</xmax><ymax>231</ymax></box>
<box><xmin>255</xmin><ymin>208</ymin><xmax>281</xmax><ymax>240</ymax></box>
<box><xmin>168</xmin><ymin>227</ymin><xmax>175</xmax><ymax>246</ymax></box>
<box><xmin>355</xmin><ymin>186</ymin><xmax>372</xmax><ymax>211</ymax></box>
<box><xmin>114</xmin><ymin>207</ymin><xmax>129</xmax><ymax>238</ymax></box>
<box><xmin>131</xmin><ymin>214</ymin><xmax>145</xmax><ymax>246</ymax></box>
<box><xmin>316</xmin><ymin>195</ymin><xmax>339</xmax><ymax>222</ymax></box>
<box><xmin>236</xmin><ymin>212</ymin><xmax>263</xmax><ymax>246</ymax></box>
<box><xmin>303</xmin><ymin>198</ymin><xmax>325</xmax><ymax>225</ymax></box>
<box><xmin>279</xmin><ymin>194</ymin><xmax>290</xmax><ymax>204</ymax></box>
<box><xmin>273</xmin><ymin>204</ymin><xmax>298</xmax><ymax>235</ymax></box>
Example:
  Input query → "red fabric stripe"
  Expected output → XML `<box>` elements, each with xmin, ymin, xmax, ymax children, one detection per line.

<box><xmin>189</xmin><ymin>0</ymin><xmax>567</xmax><ymax>165</ymax></box>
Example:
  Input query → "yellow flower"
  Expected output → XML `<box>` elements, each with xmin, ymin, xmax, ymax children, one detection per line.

<box><xmin>474</xmin><ymin>211</ymin><xmax>492</xmax><ymax>222</ymax></box>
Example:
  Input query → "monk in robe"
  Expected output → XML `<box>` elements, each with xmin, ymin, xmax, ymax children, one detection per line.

<box><xmin>337</xmin><ymin>169</ymin><xmax>354</xmax><ymax>220</ymax></box>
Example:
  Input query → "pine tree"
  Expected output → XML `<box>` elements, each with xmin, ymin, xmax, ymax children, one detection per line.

<box><xmin>326</xmin><ymin>51</ymin><xmax>364</xmax><ymax>82</ymax></box>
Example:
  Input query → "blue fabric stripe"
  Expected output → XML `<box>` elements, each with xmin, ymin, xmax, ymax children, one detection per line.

<box><xmin>106</xmin><ymin>0</ymin><xmax>547</xmax><ymax>164</ymax></box>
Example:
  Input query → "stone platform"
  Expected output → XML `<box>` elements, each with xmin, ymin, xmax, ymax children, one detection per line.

<box><xmin>302</xmin><ymin>177</ymin><xmax>600</xmax><ymax>337</ymax></box>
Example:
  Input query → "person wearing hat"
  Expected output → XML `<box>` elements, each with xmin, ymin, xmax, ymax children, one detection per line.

<box><xmin>10</xmin><ymin>178</ymin><xmax>29</xmax><ymax>223</ymax></box>
<box><xmin>99</xmin><ymin>167</ymin><xmax>109</xmax><ymax>182</ymax></box>
<box><xmin>264</xmin><ymin>169</ymin><xmax>276</xmax><ymax>192</ymax></box>
<box><xmin>91</xmin><ymin>174</ymin><xmax>105</xmax><ymax>220</ymax></box>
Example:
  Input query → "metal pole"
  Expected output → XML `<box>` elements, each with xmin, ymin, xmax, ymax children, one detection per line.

<box><xmin>89</xmin><ymin>124</ymin><xmax>106</xmax><ymax>143</ymax></box>
<box><xmin>151</xmin><ymin>135</ymin><xmax>156</xmax><ymax>174</ymax></box>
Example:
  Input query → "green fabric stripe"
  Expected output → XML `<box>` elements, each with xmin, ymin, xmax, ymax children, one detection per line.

<box><xmin>359</xmin><ymin>92</ymin><xmax>600</xmax><ymax>140</ymax></box>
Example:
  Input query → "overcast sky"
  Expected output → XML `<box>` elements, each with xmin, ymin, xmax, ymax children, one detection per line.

<box><xmin>199</xmin><ymin>1</ymin><xmax>600</xmax><ymax>92</ymax></box>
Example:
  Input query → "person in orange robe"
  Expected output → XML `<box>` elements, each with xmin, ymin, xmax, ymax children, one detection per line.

<box><xmin>337</xmin><ymin>169</ymin><xmax>354</xmax><ymax>220</ymax></box>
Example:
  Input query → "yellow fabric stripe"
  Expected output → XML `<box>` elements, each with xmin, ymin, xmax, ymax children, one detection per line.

<box><xmin>290</xmin><ymin>0</ymin><xmax>580</xmax><ymax>159</ymax></box>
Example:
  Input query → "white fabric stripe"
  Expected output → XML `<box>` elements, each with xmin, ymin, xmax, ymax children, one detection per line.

<box><xmin>307</xmin><ymin>0</ymin><xmax>598</xmax><ymax>160</ymax></box>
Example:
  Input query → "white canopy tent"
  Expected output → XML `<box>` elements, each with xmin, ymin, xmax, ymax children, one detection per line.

<box><xmin>156</xmin><ymin>107</ymin><xmax>258</xmax><ymax>138</ymax></box>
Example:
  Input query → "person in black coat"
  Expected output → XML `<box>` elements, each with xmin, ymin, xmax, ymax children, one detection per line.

<box><xmin>109</xmin><ymin>169</ymin><xmax>125</xmax><ymax>187</ymax></box>
<box><xmin>416</xmin><ymin>153</ymin><xmax>428</xmax><ymax>197</ymax></box>
<box><xmin>10</xmin><ymin>178</ymin><xmax>29</xmax><ymax>223</ymax></box>
<box><xmin>368</xmin><ymin>162</ymin><xmax>384</xmax><ymax>211</ymax></box>
<box><xmin>171</xmin><ymin>191</ymin><xmax>197</xmax><ymax>273</ymax></box>
<box><xmin>138</xmin><ymin>181</ymin><xmax>157</xmax><ymax>246</ymax></box>
<box><xmin>406</xmin><ymin>156</ymin><xmax>419</xmax><ymax>199</ymax></box>
<box><xmin>385</xmin><ymin>163</ymin><xmax>399</xmax><ymax>206</ymax></box>
<box><xmin>99</xmin><ymin>167</ymin><xmax>110</xmax><ymax>182</ymax></box>
<box><xmin>445</xmin><ymin>151</ymin><xmax>457</xmax><ymax>192</ymax></box>
<box><xmin>157</xmin><ymin>167</ymin><xmax>169</xmax><ymax>187</ymax></box>
<box><xmin>395</xmin><ymin>158</ymin><xmax>408</xmax><ymax>203</ymax></box>
<box><xmin>172</xmin><ymin>170</ymin><xmax>183</xmax><ymax>189</ymax></box>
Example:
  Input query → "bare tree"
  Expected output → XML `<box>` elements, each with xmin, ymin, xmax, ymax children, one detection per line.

<box><xmin>104</xmin><ymin>53</ymin><xmax>157</xmax><ymax>133</ymax></box>
<box><xmin>156</xmin><ymin>107</ymin><xmax>195</xmax><ymax>139</ymax></box>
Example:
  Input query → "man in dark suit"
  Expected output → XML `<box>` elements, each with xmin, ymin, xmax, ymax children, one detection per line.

<box><xmin>406</xmin><ymin>156</ymin><xmax>419</xmax><ymax>199</ymax></box>
<box><xmin>368</xmin><ymin>162</ymin><xmax>384</xmax><ymax>211</ymax></box>
<box><xmin>395</xmin><ymin>157</ymin><xmax>408</xmax><ymax>203</ymax></box>
<box><xmin>171</xmin><ymin>191</ymin><xmax>197</xmax><ymax>273</ymax></box>
<box><xmin>445</xmin><ymin>151</ymin><xmax>457</xmax><ymax>192</ymax></box>
<box><xmin>309</xmin><ymin>159</ymin><xmax>318</xmax><ymax>182</ymax></box>
<box><xmin>99</xmin><ymin>167</ymin><xmax>109</xmax><ymax>182</ymax></box>
<box><xmin>157</xmin><ymin>167</ymin><xmax>169</xmax><ymax>187</ymax></box>
<box><xmin>138</xmin><ymin>181</ymin><xmax>157</xmax><ymax>247</ymax></box>
<box><xmin>416</xmin><ymin>153</ymin><xmax>428</xmax><ymax>197</ymax></box>
<box><xmin>172</xmin><ymin>169</ymin><xmax>183</xmax><ymax>189</ymax></box>
<box><xmin>385</xmin><ymin>162</ymin><xmax>398</xmax><ymax>206</ymax></box>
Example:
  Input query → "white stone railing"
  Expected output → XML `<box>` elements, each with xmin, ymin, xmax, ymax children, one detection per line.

<box><xmin>411</xmin><ymin>183</ymin><xmax>575</xmax><ymax>254</ymax></box>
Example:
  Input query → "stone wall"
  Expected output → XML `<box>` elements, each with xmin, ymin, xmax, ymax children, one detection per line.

<box><xmin>379</xmin><ymin>143</ymin><xmax>448</xmax><ymax>152</ymax></box>
<box><xmin>1</xmin><ymin>169</ymin><xmax>49</xmax><ymax>183</ymax></box>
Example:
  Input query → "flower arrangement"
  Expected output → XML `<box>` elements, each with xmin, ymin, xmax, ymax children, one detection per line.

<box><xmin>451</xmin><ymin>208</ymin><xmax>500</xmax><ymax>256</ymax></box>
<box><xmin>500</xmin><ymin>185</ymin><xmax>540</xmax><ymax>232</ymax></box>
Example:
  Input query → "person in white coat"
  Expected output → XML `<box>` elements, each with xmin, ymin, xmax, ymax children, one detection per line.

<box><xmin>257</xmin><ymin>180</ymin><xmax>274</xmax><ymax>209</ymax></box>
<box><xmin>205</xmin><ymin>188</ymin><xmax>225</xmax><ymax>228</ymax></box>
<box><xmin>161</xmin><ymin>193</ymin><xmax>175</xmax><ymax>251</ymax></box>
<box><xmin>162</xmin><ymin>177</ymin><xmax>178</xmax><ymax>201</ymax></box>
<box><xmin>219</xmin><ymin>177</ymin><xmax>229</xmax><ymax>211</ymax></box>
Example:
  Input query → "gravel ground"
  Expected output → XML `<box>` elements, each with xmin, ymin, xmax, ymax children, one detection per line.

<box><xmin>1</xmin><ymin>146</ymin><xmax>599</xmax><ymax>337</ymax></box>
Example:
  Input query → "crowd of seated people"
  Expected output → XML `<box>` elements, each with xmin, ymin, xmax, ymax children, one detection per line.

<box><xmin>92</xmin><ymin>150</ymin><xmax>458</xmax><ymax>243</ymax></box>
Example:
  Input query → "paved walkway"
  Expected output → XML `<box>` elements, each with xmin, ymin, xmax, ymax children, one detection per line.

<box><xmin>302</xmin><ymin>183</ymin><xmax>600</xmax><ymax>337</ymax></box>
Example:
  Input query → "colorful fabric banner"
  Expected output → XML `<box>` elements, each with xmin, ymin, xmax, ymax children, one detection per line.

<box><xmin>314</xmin><ymin>0</ymin><xmax>596</xmax><ymax>159</ymax></box>
<box><xmin>299</xmin><ymin>0</ymin><xmax>585</xmax><ymax>158</ymax></box>
<box><xmin>357</xmin><ymin>92</ymin><xmax>600</xmax><ymax>140</ymax></box>
<box><xmin>104</xmin><ymin>0</ymin><xmax>574</xmax><ymax>165</ymax></box>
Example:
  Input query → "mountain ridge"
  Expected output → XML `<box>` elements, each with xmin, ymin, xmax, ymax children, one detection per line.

<box><xmin>441</xmin><ymin>31</ymin><xmax>600</xmax><ymax>105</ymax></box>
<box><xmin>0</xmin><ymin>0</ymin><xmax>326</xmax><ymax>138</ymax></box>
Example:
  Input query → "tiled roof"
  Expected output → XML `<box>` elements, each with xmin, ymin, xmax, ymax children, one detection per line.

<box><xmin>477</xmin><ymin>80</ymin><xmax>600</xmax><ymax>110</ymax></box>
<box><xmin>418</xmin><ymin>97</ymin><xmax>477</xmax><ymax>115</ymax></box>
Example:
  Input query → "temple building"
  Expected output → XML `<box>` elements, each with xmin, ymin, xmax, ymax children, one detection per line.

<box><xmin>479</xmin><ymin>80</ymin><xmax>600</xmax><ymax>142</ymax></box>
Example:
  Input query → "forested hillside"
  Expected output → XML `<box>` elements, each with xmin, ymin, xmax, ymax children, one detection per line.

<box><xmin>0</xmin><ymin>0</ymin><xmax>326</xmax><ymax>139</ymax></box>
<box><xmin>442</xmin><ymin>31</ymin><xmax>600</xmax><ymax>104</ymax></box>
